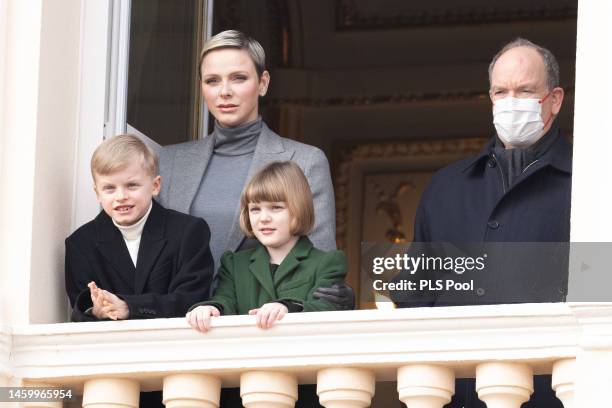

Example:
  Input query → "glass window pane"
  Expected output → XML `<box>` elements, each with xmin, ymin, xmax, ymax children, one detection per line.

<box><xmin>127</xmin><ymin>0</ymin><xmax>204</xmax><ymax>145</ymax></box>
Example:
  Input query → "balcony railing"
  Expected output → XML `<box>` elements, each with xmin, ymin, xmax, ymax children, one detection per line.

<box><xmin>3</xmin><ymin>303</ymin><xmax>612</xmax><ymax>407</ymax></box>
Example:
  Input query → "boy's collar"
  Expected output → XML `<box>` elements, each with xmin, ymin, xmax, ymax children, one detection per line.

<box><xmin>112</xmin><ymin>202</ymin><xmax>153</xmax><ymax>240</ymax></box>
<box><xmin>96</xmin><ymin>199</ymin><xmax>165</xmax><ymax>242</ymax></box>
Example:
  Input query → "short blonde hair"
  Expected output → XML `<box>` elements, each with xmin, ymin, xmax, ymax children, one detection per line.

<box><xmin>240</xmin><ymin>161</ymin><xmax>315</xmax><ymax>237</ymax></box>
<box><xmin>199</xmin><ymin>30</ymin><xmax>266</xmax><ymax>78</ymax></box>
<box><xmin>91</xmin><ymin>134</ymin><xmax>158</xmax><ymax>180</ymax></box>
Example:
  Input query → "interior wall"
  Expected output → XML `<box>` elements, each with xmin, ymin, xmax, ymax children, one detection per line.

<box><xmin>282</xmin><ymin>0</ymin><xmax>576</xmax><ymax>151</ymax></box>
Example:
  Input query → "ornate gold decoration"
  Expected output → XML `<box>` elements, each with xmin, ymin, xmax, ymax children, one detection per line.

<box><xmin>334</xmin><ymin>138</ymin><xmax>487</xmax><ymax>251</ymax></box>
<box><xmin>368</xmin><ymin>179</ymin><xmax>415</xmax><ymax>243</ymax></box>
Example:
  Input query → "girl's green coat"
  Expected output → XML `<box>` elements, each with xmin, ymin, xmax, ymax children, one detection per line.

<box><xmin>191</xmin><ymin>236</ymin><xmax>347</xmax><ymax>314</ymax></box>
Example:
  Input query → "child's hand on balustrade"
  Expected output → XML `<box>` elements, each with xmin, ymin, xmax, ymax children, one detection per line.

<box><xmin>248</xmin><ymin>302</ymin><xmax>288</xmax><ymax>329</ymax></box>
<box><xmin>186</xmin><ymin>305</ymin><xmax>220</xmax><ymax>332</ymax></box>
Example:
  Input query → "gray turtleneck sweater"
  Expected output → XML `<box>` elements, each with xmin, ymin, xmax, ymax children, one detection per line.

<box><xmin>190</xmin><ymin>117</ymin><xmax>262</xmax><ymax>270</ymax></box>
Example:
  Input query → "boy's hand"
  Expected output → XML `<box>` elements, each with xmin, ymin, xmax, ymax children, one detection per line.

<box><xmin>87</xmin><ymin>282</ymin><xmax>129</xmax><ymax>320</ymax></box>
<box><xmin>248</xmin><ymin>302</ymin><xmax>288</xmax><ymax>329</ymax></box>
<box><xmin>186</xmin><ymin>305</ymin><xmax>220</xmax><ymax>332</ymax></box>
<box><xmin>88</xmin><ymin>281</ymin><xmax>107</xmax><ymax>319</ymax></box>
<box><xmin>100</xmin><ymin>290</ymin><xmax>129</xmax><ymax>320</ymax></box>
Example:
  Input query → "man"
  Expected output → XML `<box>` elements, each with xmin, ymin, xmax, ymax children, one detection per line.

<box><xmin>395</xmin><ymin>38</ymin><xmax>570</xmax><ymax>306</ymax></box>
<box><xmin>414</xmin><ymin>37</ymin><xmax>569</xmax><ymax>245</ymax></box>
<box><xmin>393</xmin><ymin>38</ymin><xmax>570</xmax><ymax>407</ymax></box>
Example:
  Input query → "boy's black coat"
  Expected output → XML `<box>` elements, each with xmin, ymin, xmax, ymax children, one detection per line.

<box><xmin>65</xmin><ymin>200</ymin><xmax>213</xmax><ymax>321</ymax></box>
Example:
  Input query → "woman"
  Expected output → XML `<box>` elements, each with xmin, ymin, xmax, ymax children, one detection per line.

<box><xmin>157</xmin><ymin>30</ymin><xmax>336</xmax><ymax>271</ymax></box>
<box><xmin>158</xmin><ymin>29</ymin><xmax>346</xmax><ymax>408</ymax></box>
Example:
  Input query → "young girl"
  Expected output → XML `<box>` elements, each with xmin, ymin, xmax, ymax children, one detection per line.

<box><xmin>187</xmin><ymin>161</ymin><xmax>347</xmax><ymax>331</ymax></box>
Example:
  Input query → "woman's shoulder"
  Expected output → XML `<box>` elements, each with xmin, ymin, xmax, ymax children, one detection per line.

<box><xmin>261</xmin><ymin>123</ymin><xmax>324</xmax><ymax>155</ymax></box>
<box><xmin>158</xmin><ymin>138</ymin><xmax>210</xmax><ymax>161</ymax></box>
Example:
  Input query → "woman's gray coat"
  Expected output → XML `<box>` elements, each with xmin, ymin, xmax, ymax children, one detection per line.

<box><xmin>157</xmin><ymin>122</ymin><xmax>336</xmax><ymax>256</ymax></box>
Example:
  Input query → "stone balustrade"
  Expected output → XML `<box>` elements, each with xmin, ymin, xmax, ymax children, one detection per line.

<box><xmin>3</xmin><ymin>303</ymin><xmax>612</xmax><ymax>407</ymax></box>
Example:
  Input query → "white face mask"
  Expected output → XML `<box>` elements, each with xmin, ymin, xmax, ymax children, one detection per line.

<box><xmin>493</xmin><ymin>96</ymin><xmax>545</xmax><ymax>148</ymax></box>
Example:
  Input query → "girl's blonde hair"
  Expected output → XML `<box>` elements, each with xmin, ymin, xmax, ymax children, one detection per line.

<box><xmin>240</xmin><ymin>161</ymin><xmax>314</xmax><ymax>237</ymax></box>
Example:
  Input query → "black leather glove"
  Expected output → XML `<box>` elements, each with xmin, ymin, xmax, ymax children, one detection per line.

<box><xmin>313</xmin><ymin>282</ymin><xmax>355</xmax><ymax>310</ymax></box>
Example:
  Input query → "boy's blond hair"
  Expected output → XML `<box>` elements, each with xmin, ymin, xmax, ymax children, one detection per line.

<box><xmin>240</xmin><ymin>161</ymin><xmax>314</xmax><ymax>237</ymax></box>
<box><xmin>91</xmin><ymin>134</ymin><xmax>158</xmax><ymax>180</ymax></box>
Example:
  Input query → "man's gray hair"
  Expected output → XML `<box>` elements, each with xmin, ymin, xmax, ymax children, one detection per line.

<box><xmin>488</xmin><ymin>38</ymin><xmax>560</xmax><ymax>91</ymax></box>
<box><xmin>199</xmin><ymin>30</ymin><xmax>266</xmax><ymax>78</ymax></box>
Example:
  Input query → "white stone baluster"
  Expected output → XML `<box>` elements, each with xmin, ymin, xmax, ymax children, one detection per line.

<box><xmin>552</xmin><ymin>358</ymin><xmax>575</xmax><ymax>408</ymax></box>
<box><xmin>316</xmin><ymin>368</ymin><xmax>375</xmax><ymax>408</ymax></box>
<box><xmin>397</xmin><ymin>364</ymin><xmax>454</xmax><ymax>408</ymax></box>
<box><xmin>163</xmin><ymin>374</ymin><xmax>221</xmax><ymax>408</ymax></box>
<box><xmin>240</xmin><ymin>371</ymin><xmax>297</xmax><ymax>408</ymax></box>
<box><xmin>476</xmin><ymin>362</ymin><xmax>533</xmax><ymax>408</ymax></box>
<box><xmin>82</xmin><ymin>378</ymin><xmax>139</xmax><ymax>408</ymax></box>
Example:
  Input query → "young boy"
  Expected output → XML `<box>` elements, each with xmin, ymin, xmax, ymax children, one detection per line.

<box><xmin>65</xmin><ymin>134</ymin><xmax>214</xmax><ymax>322</ymax></box>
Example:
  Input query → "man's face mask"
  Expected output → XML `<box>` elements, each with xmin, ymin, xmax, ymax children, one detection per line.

<box><xmin>492</xmin><ymin>93</ymin><xmax>551</xmax><ymax>148</ymax></box>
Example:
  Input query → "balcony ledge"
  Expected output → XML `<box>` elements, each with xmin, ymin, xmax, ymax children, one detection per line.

<box><xmin>3</xmin><ymin>303</ymin><xmax>612</xmax><ymax>390</ymax></box>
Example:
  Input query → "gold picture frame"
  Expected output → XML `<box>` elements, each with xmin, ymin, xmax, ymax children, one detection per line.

<box><xmin>333</xmin><ymin>138</ymin><xmax>487</xmax><ymax>309</ymax></box>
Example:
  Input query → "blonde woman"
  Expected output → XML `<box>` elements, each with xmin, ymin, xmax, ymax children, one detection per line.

<box><xmin>158</xmin><ymin>30</ymin><xmax>352</xmax><ymax>309</ymax></box>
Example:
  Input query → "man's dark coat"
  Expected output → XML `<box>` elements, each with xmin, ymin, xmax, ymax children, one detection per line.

<box><xmin>413</xmin><ymin>131</ymin><xmax>572</xmax><ymax>244</ymax></box>
<box><xmin>393</xmin><ymin>130</ymin><xmax>572</xmax><ymax>307</ymax></box>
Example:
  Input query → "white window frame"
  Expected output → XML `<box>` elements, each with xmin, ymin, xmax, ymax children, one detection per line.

<box><xmin>106</xmin><ymin>0</ymin><xmax>131</xmax><ymax>139</ymax></box>
<box><xmin>72</xmin><ymin>0</ymin><xmax>113</xmax><ymax>230</ymax></box>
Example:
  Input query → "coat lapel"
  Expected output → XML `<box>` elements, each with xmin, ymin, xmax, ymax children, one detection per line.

<box><xmin>273</xmin><ymin>237</ymin><xmax>313</xmax><ymax>285</ymax></box>
<box><xmin>225</xmin><ymin>124</ymin><xmax>295</xmax><ymax>251</ymax></box>
<box><xmin>95</xmin><ymin>212</ymin><xmax>136</xmax><ymax>291</ymax></box>
<box><xmin>134</xmin><ymin>201</ymin><xmax>167</xmax><ymax>294</ymax></box>
<box><xmin>168</xmin><ymin>136</ymin><xmax>215</xmax><ymax>213</ymax></box>
<box><xmin>249</xmin><ymin>245</ymin><xmax>276</xmax><ymax>299</ymax></box>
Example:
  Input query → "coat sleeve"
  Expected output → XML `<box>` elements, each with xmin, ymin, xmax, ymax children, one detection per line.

<box><xmin>303</xmin><ymin>147</ymin><xmax>337</xmax><ymax>251</ymax></box>
<box><xmin>188</xmin><ymin>251</ymin><xmax>239</xmax><ymax>315</ymax></box>
<box><xmin>119</xmin><ymin>218</ymin><xmax>214</xmax><ymax>318</ymax></box>
<box><xmin>298</xmin><ymin>250</ymin><xmax>347</xmax><ymax>312</ymax></box>
<box><xmin>65</xmin><ymin>237</ymin><xmax>100</xmax><ymax>322</ymax></box>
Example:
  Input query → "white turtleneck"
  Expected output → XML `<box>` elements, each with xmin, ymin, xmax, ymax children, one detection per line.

<box><xmin>113</xmin><ymin>202</ymin><xmax>153</xmax><ymax>266</ymax></box>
